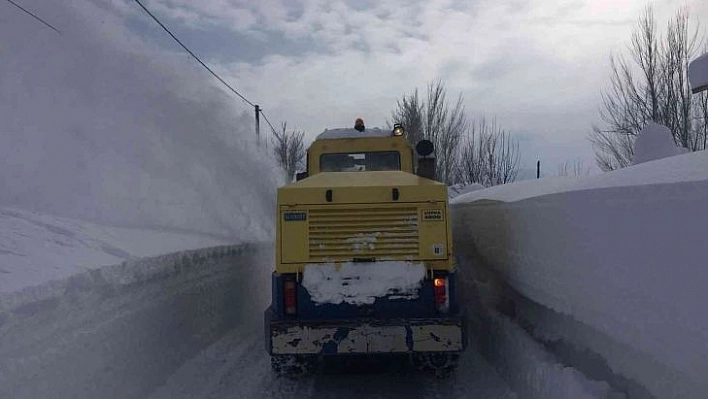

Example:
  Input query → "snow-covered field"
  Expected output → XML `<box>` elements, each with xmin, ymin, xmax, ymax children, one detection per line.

<box><xmin>452</xmin><ymin>149</ymin><xmax>708</xmax><ymax>398</ymax></box>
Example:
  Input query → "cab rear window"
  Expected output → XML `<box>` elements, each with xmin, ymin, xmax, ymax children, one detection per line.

<box><xmin>320</xmin><ymin>151</ymin><xmax>400</xmax><ymax>172</ymax></box>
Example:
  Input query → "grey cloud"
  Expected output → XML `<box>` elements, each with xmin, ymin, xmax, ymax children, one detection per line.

<box><xmin>110</xmin><ymin>0</ymin><xmax>708</xmax><ymax>176</ymax></box>
<box><xmin>344</xmin><ymin>0</ymin><xmax>378</xmax><ymax>12</ymax></box>
<box><xmin>470</xmin><ymin>58</ymin><xmax>516</xmax><ymax>81</ymax></box>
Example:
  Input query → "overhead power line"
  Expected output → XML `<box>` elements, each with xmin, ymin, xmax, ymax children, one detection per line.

<box><xmin>259</xmin><ymin>109</ymin><xmax>278</xmax><ymax>135</ymax></box>
<box><xmin>133</xmin><ymin>0</ymin><xmax>254</xmax><ymax>108</ymax></box>
<box><xmin>5</xmin><ymin>0</ymin><xmax>61</xmax><ymax>34</ymax></box>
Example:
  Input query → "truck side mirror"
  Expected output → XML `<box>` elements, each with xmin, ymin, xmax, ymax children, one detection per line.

<box><xmin>296</xmin><ymin>171</ymin><xmax>309</xmax><ymax>181</ymax></box>
<box><xmin>415</xmin><ymin>140</ymin><xmax>436</xmax><ymax>180</ymax></box>
<box><xmin>416</xmin><ymin>140</ymin><xmax>434</xmax><ymax>157</ymax></box>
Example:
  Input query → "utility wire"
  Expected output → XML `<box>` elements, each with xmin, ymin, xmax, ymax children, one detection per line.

<box><xmin>5</xmin><ymin>0</ymin><xmax>61</xmax><ymax>34</ymax></box>
<box><xmin>133</xmin><ymin>0</ymin><xmax>254</xmax><ymax>108</ymax></box>
<box><xmin>259</xmin><ymin>110</ymin><xmax>278</xmax><ymax>135</ymax></box>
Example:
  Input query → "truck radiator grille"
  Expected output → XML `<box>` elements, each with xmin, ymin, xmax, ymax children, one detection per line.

<box><xmin>308</xmin><ymin>207</ymin><xmax>419</xmax><ymax>262</ymax></box>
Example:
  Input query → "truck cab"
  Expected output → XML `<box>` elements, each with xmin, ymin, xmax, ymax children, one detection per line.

<box><xmin>265</xmin><ymin>124</ymin><xmax>465</xmax><ymax>374</ymax></box>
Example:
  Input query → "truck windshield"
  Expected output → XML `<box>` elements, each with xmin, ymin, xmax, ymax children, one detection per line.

<box><xmin>320</xmin><ymin>151</ymin><xmax>400</xmax><ymax>172</ymax></box>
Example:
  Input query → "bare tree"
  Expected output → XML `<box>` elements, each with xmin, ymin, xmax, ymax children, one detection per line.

<box><xmin>272</xmin><ymin>122</ymin><xmax>305</xmax><ymax>181</ymax></box>
<box><xmin>390</xmin><ymin>89</ymin><xmax>424</xmax><ymax>145</ymax></box>
<box><xmin>458</xmin><ymin>117</ymin><xmax>520</xmax><ymax>187</ymax></box>
<box><xmin>557</xmin><ymin>160</ymin><xmax>591</xmax><ymax>177</ymax></box>
<box><xmin>390</xmin><ymin>81</ymin><xmax>467</xmax><ymax>184</ymax></box>
<box><xmin>591</xmin><ymin>6</ymin><xmax>707</xmax><ymax>171</ymax></box>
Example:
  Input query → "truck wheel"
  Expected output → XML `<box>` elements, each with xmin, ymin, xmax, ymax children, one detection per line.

<box><xmin>271</xmin><ymin>355</ymin><xmax>314</xmax><ymax>376</ymax></box>
<box><xmin>413</xmin><ymin>353</ymin><xmax>459</xmax><ymax>377</ymax></box>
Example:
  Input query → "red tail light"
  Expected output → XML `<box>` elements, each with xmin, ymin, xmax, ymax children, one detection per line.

<box><xmin>284</xmin><ymin>279</ymin><xmax>297</xmax><ymax>315</ymax></box>
<box><xmin>434</xmin><ymin>277</ymin><xmax>449</xmax><ymax>313</ymax></box>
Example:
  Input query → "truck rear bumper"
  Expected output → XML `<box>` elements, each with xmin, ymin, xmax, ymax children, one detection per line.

<box><xmin>266</xmin><ymin>311</ymin><xmax>465</xmax><ymax>355</ymax></box>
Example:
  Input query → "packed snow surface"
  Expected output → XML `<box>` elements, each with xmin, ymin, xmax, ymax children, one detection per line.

<box><xmin>452</xmin><ymin>149</ymin><xmax>708</xmax><ymax>398</ymax></box>
<box><xmin>302</xmin><ymin>261</ymin><xmax>426</xmax><ymax>305</ymax></box>
<box><xmin>632</xmin><ymin>122</ymin><xmax>685</xmax><ymax>165</ymax></box>
<box><xmin>689</xmin><ymin>52</ymin><xmax>708</xmax><ymax>92</ymax></box>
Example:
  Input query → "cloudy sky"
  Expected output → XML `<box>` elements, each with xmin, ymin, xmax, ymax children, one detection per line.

<box><xmin>7</xmin><ymin>0</ymin><xmax>708</xmax><ymax>175</ymax></box>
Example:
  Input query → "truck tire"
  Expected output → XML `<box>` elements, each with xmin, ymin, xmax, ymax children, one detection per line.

<box><xmin>271</xmin><ymin>355</ymin><xmax>315</xmax><ymax>376</ymax></box>
<box><xmin>413</xmin><ymin>352</ymin><xmax>459</xmax><ymax>377</ymax></box>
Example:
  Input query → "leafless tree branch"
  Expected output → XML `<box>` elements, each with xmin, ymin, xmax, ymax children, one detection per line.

<box><xmin>591</xmin><ymin>5</ymin><xmax>707</xmax><ymax>171</ymax></box>
<box><xmin>272</xmin><ymin>122</ymin><xmax>305</xmax><ymax>181</ymax></box>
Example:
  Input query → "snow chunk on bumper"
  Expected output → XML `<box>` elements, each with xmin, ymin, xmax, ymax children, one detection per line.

<box><xmin>302</xmin><ymin>261</ymin><xmax>425</xmax><ymax>305</ymax></box>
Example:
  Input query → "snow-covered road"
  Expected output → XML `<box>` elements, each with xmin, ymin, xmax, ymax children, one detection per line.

<box><xmin>0</xmin><ymin>243</ymin><xmax>516</xmax><ymax>399</ymax></box>
<box><xmin>150</xmin><ymin>324</ymin><xmax>515</xmax><ymax>399</ymax></box>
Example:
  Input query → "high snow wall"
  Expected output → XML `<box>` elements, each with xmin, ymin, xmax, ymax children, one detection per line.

<box><xmin>0</xmin><ymin>0</ymin><xmax>280</xmax><ymax>240</ymax></box>
<box><xmin>452</xmin><ymin>150</ymin><xmax>708</xmax><ymax>398</ymax></box>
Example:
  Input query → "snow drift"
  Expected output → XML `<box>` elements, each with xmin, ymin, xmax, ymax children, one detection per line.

<box><xmin>448</xmin><ymin>183</ymin><xmax>485</xmax><ymax>199</ymax></box>
<box><xmin>632</xmin><ymin>122</ymin><xmax>686</xmax><ymax>165</ymax></box>
<box><xmin>452</xmin><ymin>150</ymin><xmax>708</xmax><ymax>398</ymax></box>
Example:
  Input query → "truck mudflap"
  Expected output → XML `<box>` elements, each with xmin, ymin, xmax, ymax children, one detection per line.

<box><xmin>267</xmin><ymin>313</ymin><xmax>465</xmax><ymax>355</ymax></box>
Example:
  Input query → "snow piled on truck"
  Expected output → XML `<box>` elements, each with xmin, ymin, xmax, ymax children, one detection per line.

<box><xmin>302</xmin><ymin>261</ymin><xmax>426</xmax><ymax>305</ymax></box>
<box><xmin>452</xmin><ymin>149</ymin><xmax>708</xmax><ymax>398</ymax></box>
<box><xmin>316</xmin><ymin>128</ymin><xmax>390</xmax><ymax>140</ymax></box>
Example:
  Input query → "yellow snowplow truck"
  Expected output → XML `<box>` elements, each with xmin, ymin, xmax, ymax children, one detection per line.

<box><xmin>264</xmin><ymin>122</ymin><xmax>465</xmax><ymax>374</ymax></box>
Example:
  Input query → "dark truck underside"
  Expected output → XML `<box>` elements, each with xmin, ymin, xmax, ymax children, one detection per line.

<box><xmin>265</xmin><ymin>270</ymin><xmax>465</xmax><ymax>372</ymax></box>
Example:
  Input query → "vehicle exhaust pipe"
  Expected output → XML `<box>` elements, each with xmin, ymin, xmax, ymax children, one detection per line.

<box><xmin>415</xmin><ymin>140</ymin><xmax>436</xmax><ymax>180</ymax></box>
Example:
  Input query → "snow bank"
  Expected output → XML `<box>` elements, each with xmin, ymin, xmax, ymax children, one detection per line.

<box><xmin>632</xmin><ymin>122</ymin><xmax>685</xmax><ymax>165</ymax></box>
<box><xmin>452</xmin><ymin>149</ymin><xmax>708</xmax><ymax>203</ymax></box>
<box><xmin>0</xmin><ymin>243</ymin><xmax>260</xmax><ymax>317</ymax></box>
<box><xmin>460</xmin><ymin>272</ymin><xmax>617</xmax><ymax>399</ymax></box>
<box><xmin>0</xmin><ymin>242</ymin><xmax>271</xmax><ymax>399</ymax></box>
<box><xmin>448</xmin><ymin>183</ymin><xmax>485</xmax><ymax>199</ymax></box>
<box><xmin>0</xmin><ymin>207</ymin><xmax>234</xmax><ymax>294</ymax></box>
<box><xmin>0</xmin><ymin>0</ymin><xmax>280</xmax><ymax>240</ymax></box>
<box><xmin>0</xmin><ymin>1</ymin><xmax>281</xmax><ymax>295</ymax></box>
<box><xmin>302</xmin><ymin>261</ymin><xmax>425</xmax><ymax>305</ymax></box>
<box><xmin>689</xmin><ymin>52</ymin><xmax>708</xmax><ymax>93</ymax></box>
<box><xmin>452</xmin><ymin>150</ymin><xmax>708</xmax><ymax>397</ymax></box>
<box><xmin>473</xmin><ymin>309</ymin><xmax>615</xmax><ymax>399</ymax></box>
